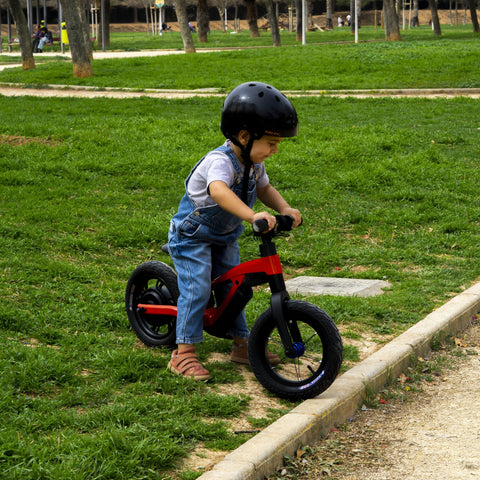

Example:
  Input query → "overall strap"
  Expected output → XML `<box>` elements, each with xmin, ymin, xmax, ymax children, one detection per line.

<box><xmin>238</xmin><ymin>137</ymin><xmax>254</xmax><ymax>204</ymax></box>
<box><xmin>220</xmin><ymin>139</ymin><xmax>255</xmax><ymax>204</ymax></box>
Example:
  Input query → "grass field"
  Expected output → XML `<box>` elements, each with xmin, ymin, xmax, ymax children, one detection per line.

<box><xmin>1</xmin><ymin>29</ymin><xmax>480</xmax><ymax>479</ymax></box>
<box><xmin>1</xmin><ymin>26</ymin><xmax>480</xmax><ymax>90</ymax></box>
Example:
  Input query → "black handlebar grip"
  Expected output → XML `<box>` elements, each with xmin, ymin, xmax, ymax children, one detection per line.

<box><xmin>253</xmin><ymin>215</ymin><xmax>296</xmax><ymax>234</ymax></box>
<box><xmin>253</xmin><ymin>219</ymin><xmax>269</xmax><ymax>233</ymax></box>
<box><xmin>276</xmin><ymin>215</ymin><xmax>294</xmax><ymax>231</ymax></box>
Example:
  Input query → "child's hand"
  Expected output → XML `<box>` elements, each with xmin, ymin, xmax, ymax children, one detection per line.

<box><xmin>280</xmin><ymin>208</ymin><xmax>302</xmax><ymax>227</ymax></box>
<box><xmin>252</xmin><ymin>212</ymin><xmax>276</xmax><ymax>232</ymax></box>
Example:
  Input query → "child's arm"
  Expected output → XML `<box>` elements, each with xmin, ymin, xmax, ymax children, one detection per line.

<box><xmin>209</xmin><ymin>180</ymin><xmax>277</xmax><ymax>230</ymax></box>
<box><xmin>257</xmin><ymin>183</ymin><xmax>302</xmax><ymax>227</ymax></box>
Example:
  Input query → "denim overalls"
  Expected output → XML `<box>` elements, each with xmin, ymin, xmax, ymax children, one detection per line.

<box><xmin>168</xmin><ymin>145</ymin><xmax>258</xmax><ymax>344</ymax></box>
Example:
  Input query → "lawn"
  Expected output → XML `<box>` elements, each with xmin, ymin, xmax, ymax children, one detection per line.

<box><xmin>1</xmin><ymin>26</ymin><xmax>479</xmax><ymax>90</ymax></box>
<box><xmin>1</xmin><ymin>30</ymin><xmax>480</xmax><ymax>479</ymax></box>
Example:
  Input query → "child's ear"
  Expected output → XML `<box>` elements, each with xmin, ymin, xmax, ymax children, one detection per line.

<box><xmin>237</xmin><ymin>130</ymin><xmax>251</xmax><ymax>146</ymax></box>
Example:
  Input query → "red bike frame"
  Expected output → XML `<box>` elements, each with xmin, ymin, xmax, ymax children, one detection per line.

<box><xmin>137</xmin><ymin>216</ymin><xmax>298</xmax><ymax>353</ymax></box>
<box><xmin>137</xmin><ymin>253</ymin><xmax>283</xmax><ymax>327</ymax></box>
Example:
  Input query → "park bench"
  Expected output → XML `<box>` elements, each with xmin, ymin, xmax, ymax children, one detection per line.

<box><xmin>1</xmin><ymin>36</ymin><xmax>96</xmax><ymax>50</ymax></box>
<box><xmin>43</xmin><ymin>36</ymin><xmax>97</xmax><ymax>47</ymax></box>
<box><xmin>0</xmin><ymin>35</ymin><xmax>60</xmax><ymax>48</ymax></box>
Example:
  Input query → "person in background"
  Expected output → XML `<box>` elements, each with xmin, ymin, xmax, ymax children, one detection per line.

<box><xmin>32</xmin><ymin>25</ymin><xmax>43</xmax><ymax>53</ymax></box>
<box><xmin>36</xmin><ymin>26</ymin><xmax>53</xmax><ymax>53</ymax></box>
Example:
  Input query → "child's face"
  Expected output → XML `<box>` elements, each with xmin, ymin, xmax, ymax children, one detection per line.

<box><xmin>250</xmin><ymin>135</ymin><xmax>283</xmax><ymax>164</ymax></box>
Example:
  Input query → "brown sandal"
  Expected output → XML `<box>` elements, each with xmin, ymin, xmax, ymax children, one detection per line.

<box><xmin>168</xmin><ymin>347</ymin><xmax>211</xmax><ymax>381</ymax></box>
<box><xmin>230</xmin><ymin>341</ymin><xmax>281</xmax><ymax>366</ymax></box>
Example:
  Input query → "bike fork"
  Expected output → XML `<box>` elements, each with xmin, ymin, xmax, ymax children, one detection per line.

<box><xmin>270</xmin><ymin>291</ymin><xmax>305</xmax><ymax>359</ymax></box>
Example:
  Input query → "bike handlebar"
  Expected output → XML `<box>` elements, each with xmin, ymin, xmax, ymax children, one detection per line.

<box><xmin>253</xmin><ymin>215</ymin><xmax>295</xmax><ymax>234</ymax></box>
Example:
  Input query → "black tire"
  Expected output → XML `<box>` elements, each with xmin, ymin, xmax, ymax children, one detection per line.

<box><xmin>248</xmin><ymin>300</ymin><xmax>343</xmax><ymax>401</ymax></box>
<box><xmin>125</xmin><ymin>261</ymin><xmax>178</xmax><ymax>348</ymax></box>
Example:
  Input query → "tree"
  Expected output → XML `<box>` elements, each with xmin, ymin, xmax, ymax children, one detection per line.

<box><xmin>295</xmin><ymin>0</ymin><xmax>302</xmax><ymax>41</ymax></box>
<box><xmin>174</xmin><ymin>0</ymin><xmax>195</xmax><ymax>52</ymax></box>
<box><xmin>213</xmin><ymin>0</ymin><xmax>228</xmax><ymax>32</ymax></box>
<box><xmin>197</xmin><ymin>0</ymin><xmax>209</xmax><ymax>42</ymax></box>
<box><xmin>468</xmin><ymin>0</ymin><xmax>479</xmax><ymax>32</ymax></box>
<box><xmin>89</xmin><ymin>0</ymin><xmax>112</xmax><ymax>48</ymax></box>
<box><xmin>412</xmin><ymin>0</ymin><xmax>419</xmax><ymax>26</ymax></box>
<box><xmin>6</xmin><ymin>0</ymin><xmax>35</xmax><ymax>69</ymax></box>
<box><xmin>325</xmin><ymin>0</ymin><xmax>334</xmax><ymax>29</ymax></box>
<box><xmin>245</xmin><ymin>0</ymin><xmax>259</xmax><ymax>37</ymax></box>
<box><xmin>428</xmin><ymin>0</ymin><xmax>441</xmax><ymax>35</ymax></box>
<box><xmin>350</xmin><ymin>0</ymin><xmax>361</xmax><ymax>34</ymax></box>
<box><xmin>100</xmin><ymin>0</ymin><xmax>112</xmax><ymax>48</ymax></box>
<box><xmin>264</xmin><ymin>0</ymin><xmax>280</xmax><ymax>46</ymax></box>
<box><xmin>383</xmin><ymin>0</ymin><xmax>401</xmax><ymax>41</ymax></box>
<box><xmin>59</xmin><ymin>0</ymin><xmax>93</xmax><ymax>77</ymax></box>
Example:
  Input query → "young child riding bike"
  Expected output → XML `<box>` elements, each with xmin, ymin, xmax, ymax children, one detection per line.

<box><xmin>167</xmin><ymin>82</ymin><xmax>302</xmax><ymax>381</ymax></box>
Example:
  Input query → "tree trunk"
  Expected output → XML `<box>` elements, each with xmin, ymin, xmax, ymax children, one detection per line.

<box><xmin>217</xmin><ymin>7</ymin><xmax>226</xmax><ymax>31</ymax></box>
<box><xmin>413</xmin><ymin>0</ymin><xmax>419</xmax><ymax>26</ymax></box>
<box><xmin>59</xmin><ymin>0</ymin><xmax>93</xmax><ymax>77</ymax></box>
<box><xmin>325</xmin><ymin>0</ymin><xmax>334</xmax><ymax>29</ymax></box>
<box><xmin>197</xmin><ymin>0</ymin><xmax>209</xmax><ymax>42</ymax></box>
<box><xmin>349</xmin><ymin>0</ymin><xmax>361</xmax><ymax>33</ymax></box>
<box><xmin>295</xmin><ymin>0</ymin><xmax>302</xmax><ymax>41</ymax></box>
<box><xmin>428</xmin><ymin>0</ymin><xmax>442</xmax><ymax>35</ymax></box>
<box><xmin>99</xmin><ymin>0</ymin><xmax>111</xmax><ymax>48</ymax></box>
<box><xmin>306</xmin><ymin>0</ymin><xmax>313</xmax><ymax>29</ymax></box>
<box><xmin>6</xmin><ymin>0</ymin><xmax>35</xmax><ymax>69</ymax></box>
<box><xmin>245</xmin><ymin>0</ymin><xmax>259</xmax><ymax>37</ymax></box>
<box><xmin>265</xmin><ymin>0</ymin><xmax>280</xmax><ymax>46</ymax></box>
<box><xmin>350</xmin><ymin>0</ymin><xmax>354</xmax><ymax>32</ymax></box>
<box><xmin>383</xmin><ymin>0</ymin><xmax>402</xmax><ymax>40</ymax></box>
<box><xmin>174</xmin><ymin>0</ymin><xmax>195</xmax><ymax>52</ymax></box>
<box><xmin>468</xmin><ymin>0</ymin><xmax>479</xmax><ymax>32</ymax></box>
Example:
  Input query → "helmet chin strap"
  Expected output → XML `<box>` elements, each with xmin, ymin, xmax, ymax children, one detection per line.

<box><xmin>231</xmin><ymin>136</ymin><xmax>255</xmax><ymax>204</ymax></box>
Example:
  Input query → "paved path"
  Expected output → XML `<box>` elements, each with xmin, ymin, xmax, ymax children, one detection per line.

<box><xmin>0</xmin><ymin>82</ymin><xmax>479</xmax><ymax>99</ymax></box>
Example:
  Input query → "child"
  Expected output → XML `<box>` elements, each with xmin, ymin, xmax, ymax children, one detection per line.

<box><xmin>167</xmin><ymin>82</ymin><xmax>302</xmax><ymax>380</ymax></box>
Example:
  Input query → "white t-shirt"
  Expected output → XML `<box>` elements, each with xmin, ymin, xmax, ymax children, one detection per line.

<box><xmin>187</xmin><ymin>142</ymin><xmax>269</xmax><ymax>207</ymax></box>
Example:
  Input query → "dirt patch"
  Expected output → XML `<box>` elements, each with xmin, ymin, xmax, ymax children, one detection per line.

<box><xmin>0</xmin><ymin>134</ymin><xmax>60</xmax><ymax>147</ymax></box>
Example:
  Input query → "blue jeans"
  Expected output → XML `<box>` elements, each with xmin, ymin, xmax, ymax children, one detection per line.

<box><xmin>168</xmin><ymin>228</ymin><xmax>249</xmax><ymax>344</ymax></box>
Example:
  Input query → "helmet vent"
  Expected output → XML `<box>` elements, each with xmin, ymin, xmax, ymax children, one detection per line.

<box><xmin>258</xmin><ymin>91</ymin><xmax>265</xmax><ymax>98</ymax></box>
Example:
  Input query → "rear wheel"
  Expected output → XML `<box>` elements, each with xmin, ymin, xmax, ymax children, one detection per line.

<box><xmin>125</xmin><ymin>261</ymin><xmax>178</xmax><ymax>348</ymax></box>
<box><xmin>248</xmin><ymin>300</ymin><xmax>343</xmax><ymax>400</ymax></box>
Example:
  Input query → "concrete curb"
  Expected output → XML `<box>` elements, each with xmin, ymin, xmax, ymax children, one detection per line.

<box><xmin>197</xmin><ymin>282</ymin><xmax>480</xmax><ymax>480</ymax></box>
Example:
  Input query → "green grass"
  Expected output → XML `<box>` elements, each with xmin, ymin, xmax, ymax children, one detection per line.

<box><xmin>1</xmin><ymin>94</ymin><xmax>480</xmax><ymax>477</ymax></box>
<box><xmin>1</xmin><ymin>26</ymin><xmax>480</xmax><ymax>90</ymax></box>
<box><xmin>1</xmin><ymin>31</ymin><xmax>480</xmax><ymax>478</ymax></box>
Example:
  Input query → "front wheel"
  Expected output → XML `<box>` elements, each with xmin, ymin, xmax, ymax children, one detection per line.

<box><xmin>125</xmin><ymin>261</ymin><xmax>178</xmax><ymax>348</ymax></box>
<box><xmin>248</xmin><ymin>300</ymin><xmax>343</xmax><ymax>401</ymax></box>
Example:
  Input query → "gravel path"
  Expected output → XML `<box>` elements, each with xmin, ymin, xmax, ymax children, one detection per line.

<box><xmin>270</xmin><ymin>321</ymin><xmax>480</xmax><ymax>480</ymax></box>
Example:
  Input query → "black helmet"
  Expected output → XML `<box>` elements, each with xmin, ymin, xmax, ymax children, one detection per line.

<box><xmin>221</xmin><ymin>82</ymin><xmax>298</xmax><ymax>140</ymax></box>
